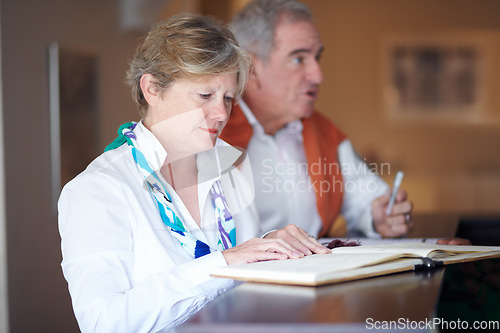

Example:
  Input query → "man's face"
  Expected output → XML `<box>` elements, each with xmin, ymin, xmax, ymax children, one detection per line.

<box><xmin>250</xmin><ymin>19</ymin><xmax>324</xmax><ymax>129</ymax></box>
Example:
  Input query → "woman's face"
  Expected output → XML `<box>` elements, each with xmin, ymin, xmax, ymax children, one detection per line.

<box><xmin>147</xmin><ymin>72</ymin><xmax>238</xmax><ymax>160</ymax></box>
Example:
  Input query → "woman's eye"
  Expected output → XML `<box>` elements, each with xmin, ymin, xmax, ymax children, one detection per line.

<box><xmin>199</xmin><ymin>93</ymin><xmax>211</xmax><ymax>99</ymax></box>
<box><xmin>224</xmin><ymin>96</ymin><xmax>234</xmax><ymax>103</ymax></box>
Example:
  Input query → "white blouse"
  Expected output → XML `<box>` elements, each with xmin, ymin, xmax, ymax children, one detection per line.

<box><xmin>58</xmin><ymin>122</ymin><xmax>259</xmax><ymax>332</ymax></box>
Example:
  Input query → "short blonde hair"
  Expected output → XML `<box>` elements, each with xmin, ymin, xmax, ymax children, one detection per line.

<box><xmin>126</xmin><ymin>13</ymin><xmax>251</xmax><ymax>114</ymax></box>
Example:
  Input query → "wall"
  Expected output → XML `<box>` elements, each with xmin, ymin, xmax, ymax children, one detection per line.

<box><xmin>302</xmin><ymin>0</ymin><xmax>500</xmax><ymax>214</ymax></box>
<box><xmin>1</xmin><ymin>0</ymin><xmax>142</xmax><ymax>331</ymax></box>
<box><xmin>0</xmin><ymin>6</ymin><xmax>10</xmax><ymax>332</ymax></box>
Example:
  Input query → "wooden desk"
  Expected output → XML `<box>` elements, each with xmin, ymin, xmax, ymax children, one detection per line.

<box><xmin>177</xmin><ymin>214</ymin><xmax>460</xmax><ymax>333</ymax></box>
<box><xmin>178</xmin><ymin>270</ymin><xmax>444</xmax><ymax>332</ymax></box>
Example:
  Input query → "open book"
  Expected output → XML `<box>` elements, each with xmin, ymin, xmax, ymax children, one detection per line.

<box><xmin>210</xmin><ymin>243</ymin><xmax>500</xmax><ymax>286</ymax></box>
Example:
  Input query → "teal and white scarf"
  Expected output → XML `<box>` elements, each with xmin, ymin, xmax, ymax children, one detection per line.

<box><xmin>105</xmin><ymin>122</ymin><xmax>236</xmax><ymax>258</ymax></box>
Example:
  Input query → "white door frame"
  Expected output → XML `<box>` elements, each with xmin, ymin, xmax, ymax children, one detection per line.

<box><xmin>0</xmin><ymin>8</ymin><xmax>11</xmax><ymax>333</ymax></box>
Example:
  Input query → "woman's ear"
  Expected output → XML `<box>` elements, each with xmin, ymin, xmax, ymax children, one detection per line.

<box><xmin>140</xmin><ymin>74</ymin><xmax>161</xmax><ymax>107</ymax></box>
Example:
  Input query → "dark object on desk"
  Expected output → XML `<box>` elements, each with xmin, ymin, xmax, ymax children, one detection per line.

<box><xmin>455</xmin><ymin>216</ymin><xmax>500</xmax><ymax>246</ymax></box>
<box><xmin>437</xmin><ymin>258</ymin><xmax>500</xmax><ymax>332</ymax></box>
<box><xmin>324</xmin><ymin>239</ymin><xmax>361</xmax><ymax>249</ymax></box>
<box><xmin>415</xmin><ymin>257</ymin><xmax>442</xmax><ymax>270</ymax></box>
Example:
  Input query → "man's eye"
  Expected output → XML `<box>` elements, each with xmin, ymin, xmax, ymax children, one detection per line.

<box><xmin>292</xmin><ymin>56</ymin><xmax>304</xmax><ymax>65</ymax></box>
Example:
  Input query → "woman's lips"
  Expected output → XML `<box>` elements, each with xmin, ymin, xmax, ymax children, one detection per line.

<box><xmin>200</xmin><ymin>127</ymin><xmax>218</xmax><ymax>135</ymax></box>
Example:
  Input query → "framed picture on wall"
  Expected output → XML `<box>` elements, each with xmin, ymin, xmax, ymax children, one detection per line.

<box><xmin>382</xmin><ymin>34</ymin><xmax>488</xmax><ymax>122</ymax></box>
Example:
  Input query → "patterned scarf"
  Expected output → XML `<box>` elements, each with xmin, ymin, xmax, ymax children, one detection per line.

<box><xmin>105</xmin><ymin>122</ymin><xmax>236</xmax><ymax>258</ymax></box>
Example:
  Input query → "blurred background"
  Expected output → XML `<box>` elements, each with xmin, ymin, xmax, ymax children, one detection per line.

<box><xmin>1</xmin><ymin>0</ymin><xmax>499</xmax><ymax>332</ymax></box>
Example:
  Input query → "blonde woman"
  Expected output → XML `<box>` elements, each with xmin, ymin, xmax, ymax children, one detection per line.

<box><xmin>58</xmin><ymin>13</ymin><xmax>328</xmax><ymax>333</ymax></box>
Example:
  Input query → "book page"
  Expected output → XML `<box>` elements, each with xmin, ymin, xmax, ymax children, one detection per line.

<box><xmin>320</xmin><ymin>237</ymin><xmax>440</xmax><ymax>247</ymax></box>
<box><xmin>377</xmin><ymin>243</ymin><xmax>500</xmax><ymax>253</ymax></box>
<box><xmin>330</xmin><ymin>242</ymin><xmax>435</xmax><ymax>257</ymax></box>
<box><xmin>211</xmin><ymin>252</ymin><xmax>417</xmax><ymax>286</ymax></box>
<box><xmin>331</xmin><ymin>242</ymin><xmax>500</xmax><ymax>264</ymax></box>
<box><xmin>211</xmin><ymin>243</ymin><xmax>500</xmax><ymax>286</ymax></box>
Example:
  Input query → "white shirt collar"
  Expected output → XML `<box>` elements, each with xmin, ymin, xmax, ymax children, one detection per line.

<box><xmin>237</xmin><ymin>98</ymin><xmax>264</xmax><ymax>136</ymax></box>
<box><xmin>237</xmin><ymin>98</ymin><xmax>303</xmax><ymax>138</ymax></box>
<box><xmin>134</xmin><ymin>120</ymin><xmax>167</xmax><ymax>172</ymax></box>
<box><xmin>133</xmin><ymin>120</ymin><xmax>243</xmax><ymax>183</ymax></box>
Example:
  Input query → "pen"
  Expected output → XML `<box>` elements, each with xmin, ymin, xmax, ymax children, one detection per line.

<box><xmin>386</xmin><ymin>171</ymin><xmax>404</xmax><ymax>215</ymax></box>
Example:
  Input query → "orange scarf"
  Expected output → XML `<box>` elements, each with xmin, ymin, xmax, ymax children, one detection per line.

<box><xmin>220</xmin><ymin>104</ymin><xmax>346</xmax><ymax>237</ymax></box>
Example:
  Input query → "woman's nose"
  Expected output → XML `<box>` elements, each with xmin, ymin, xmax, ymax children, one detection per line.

<box><xmin>207</xmin><ymin>100</ymin><xmax>229</xmax><ymax>122</ymax></box>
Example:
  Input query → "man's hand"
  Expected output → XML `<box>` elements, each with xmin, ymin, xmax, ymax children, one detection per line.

<box><xmin>436</xmin><ymin>238</ymin><xmax>472</xmax><ymax>245</ymax></box>
<box><xmin>372</xmin><ymin>188</ymin><xmax>413</xmax><ymax>238</ymax></box>
<box><xmin>264</xmin><ymin>224</ymin><xmax>331</xmax><ymax>255</ymax></box>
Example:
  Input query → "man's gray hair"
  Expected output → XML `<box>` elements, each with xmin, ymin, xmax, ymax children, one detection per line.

<box><xmin>230</xmin><ymin>0</ymin><xmax>313</xmax><ymax>62</ymax></box>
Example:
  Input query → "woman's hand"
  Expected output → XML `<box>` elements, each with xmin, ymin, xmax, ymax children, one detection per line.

<box><xmin>264</xmin><ymin>224</ymin><xmax>331</xmax><ymax>256</ymax></box>
<box><xmin>222</xmin><ymin>237</ymin><xmax>305</xmax><ymax>265</ymax></box>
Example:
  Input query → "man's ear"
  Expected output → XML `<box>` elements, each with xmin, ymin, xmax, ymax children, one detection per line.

<box><xmin>248</xmin><ymin>54</ymin><xmax>263</xmax><ymax>89</ymax></box>
<box><xmin>140</xmin><ymin>74</ymin><xmax>161</xmax><ymax>107</ymax></box>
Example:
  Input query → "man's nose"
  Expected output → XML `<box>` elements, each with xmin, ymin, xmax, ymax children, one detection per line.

<box><xmin>308</xmin><ymin>59</ymin><xmax>323</xmax><ymax>84</ymax></box>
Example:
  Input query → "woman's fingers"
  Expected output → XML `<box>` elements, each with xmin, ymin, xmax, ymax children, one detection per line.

<box><xmin>223</xmin><ymin>223</ymin><xmax>334</xmax><ymax>266</ymax></box>
<box><xmin>269</xmin><ymin>225</ymin><xmax>330</xmax><ymax>255</ymax></box>
<box><xmin>222</xmin><ymin>238</ymin><xmax>304</xmax><ymax>265</ymax></box>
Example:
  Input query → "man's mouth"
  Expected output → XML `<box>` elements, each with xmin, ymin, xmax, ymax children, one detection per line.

<box><xmin>305</xmin><ymin>89</ymin><xmax>318</xmax><ymax>99</ymax></box>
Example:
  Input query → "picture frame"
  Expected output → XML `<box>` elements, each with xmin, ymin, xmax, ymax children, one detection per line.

<box><xmin>382</xmin><ymin>34</ymin><xmax>488</xmax><ymax>123</ymax></box>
